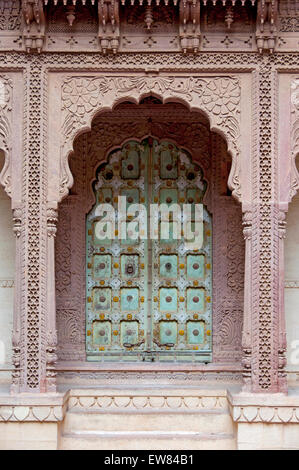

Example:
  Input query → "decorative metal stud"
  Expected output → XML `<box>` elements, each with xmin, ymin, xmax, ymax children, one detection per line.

<box><xmin>126</xmin><ymin>264</ymin><xmax>134</xmax><ymax>274</ymax></box>
<box><xmin>187</xmin><ymin>171</ymin><xmax>195</xmax><ymax>180</ymax></box>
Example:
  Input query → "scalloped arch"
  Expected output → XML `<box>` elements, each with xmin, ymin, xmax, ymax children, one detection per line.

<box><xmin>60</xmin><ymin>75</ymin><xmax>242</xmax><ymax>203</ymax></box>
<box><xmin>85</xmin><ymin>133</ymin><xmax>212</xmax><ymax>215</ymax></box>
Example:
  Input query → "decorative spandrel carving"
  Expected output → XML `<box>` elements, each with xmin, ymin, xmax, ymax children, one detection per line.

<box><xmin>61</xmin><ymin>75</ymin><xmax>241</xmax><ymax>203</ymax></box>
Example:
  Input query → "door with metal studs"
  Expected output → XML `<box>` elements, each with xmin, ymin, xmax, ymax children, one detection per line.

<box><xmin>86</xmin><ymin>139</ymin><xmax>212</xmax><ymax>362</ymax></box>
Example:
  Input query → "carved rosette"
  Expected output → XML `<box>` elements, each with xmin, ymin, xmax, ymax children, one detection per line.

<box><xmin>61</xmin><ymin>75</ymin><xmax>241</xmax><ymax>202</ymax></box>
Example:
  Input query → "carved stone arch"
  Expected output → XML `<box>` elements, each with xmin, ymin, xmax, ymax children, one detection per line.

<box><xmin>60</xmin><ymin>75</ymin><xmax>242</xmax><ymax>204</ymax></box>
<box><xmin>85</xmin><ymin>130</ymin><xmax>213</xmax><ymax>216</ymax></box>
<box><xmin>56</xmin><ymin>99</ymin><xmax>243</xmax><ymax>364</ymax></box>
<box><xmin>289</xmin><ymin>78</ymin><xmax>299</xmax><ymax>202</ymax></box>
<box><xmin>0</xmin><ymin>75</ymin><xmax>12</xmax><ymax>198</ymax></box>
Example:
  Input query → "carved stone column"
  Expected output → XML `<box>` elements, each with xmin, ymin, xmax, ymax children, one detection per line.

<box><xmin>241</xmin><ymin>208</ymin><xmax>253</xmax><ymax>391</ymax></box>
<box><xmin>277</xmin><ymin>207</ymin><xmax>288</xmax><ymax>392</ymax></box>
<box><xmin>11</xmin><ymin>208</ymin><xmax>22</xmax><ymax>393</ymax></box>
<box><xmin>241</xmin><ymin>61</ymin><xmax>288</xmax><ymax>394</ymax></box>
<box><xmin>10</xmin><ymin>60</ymin><xmax>57</xmax><ymax>394</ymax></box>
<box><xmin>45</xmin><ymin>208</ymin><xmax>58</xmax><ymax>392</ymax></box>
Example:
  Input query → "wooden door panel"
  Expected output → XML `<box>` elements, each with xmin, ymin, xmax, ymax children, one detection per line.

<box><xmin>86</xmin><ymin>139</ymin><xmax>212</xmax><ymax>361</ymax></box>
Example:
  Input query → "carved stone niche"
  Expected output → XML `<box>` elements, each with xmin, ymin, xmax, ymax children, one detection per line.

<box><xmin>55</xmin><ymin>99</ymin><xmax>244</xmax><ymax>365</ymax></box>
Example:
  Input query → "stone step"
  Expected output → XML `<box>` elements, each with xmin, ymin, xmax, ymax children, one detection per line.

<box><xmin>59</xmin><ymin>431</ymin><xmax>236</xmax><ymax>450</ymax></box>
<box><xmin>63</xmin><ymin>408</ymin><xmax>233</xmax><ymax>434</ymax></box>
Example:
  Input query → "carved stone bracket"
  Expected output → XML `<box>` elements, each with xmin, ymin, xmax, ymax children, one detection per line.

<box><xmin>60</xmin><ymin>74</ymin><xmax>242</xmax><ymax>202</ymax></box>
<box><xmin>179</xmin><ymin>0</ymin><xmax>201</xmax><ymax>53</ymax></box>
<box><xmin>98</xmin><ymin>0</ymin><xmax>120</xmax><ymax>54</ymax></box>
<box><xmin>0</xmin><ymin>74</ymin><xmax>12</xmax><ymax>197</ymax></box>
<box><xmin>16</xmin><ymin>1</ymin><xmax>292</xmax><ymax>54</ymax></box>
<box><xmin>22</xmin><ymin>0</ymin><xmax>46</xmax><ymax>53</ymax></box>
<box><xmin>256</xmin><ymin>0</ymin><xmax>278</xmax><ymax>53</ymax></box>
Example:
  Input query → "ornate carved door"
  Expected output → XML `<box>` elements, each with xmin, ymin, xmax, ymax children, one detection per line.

<box><xmin>86</xmin><ymin>139</ymin><xmax>212</xmax><ymax>362</ymax></box>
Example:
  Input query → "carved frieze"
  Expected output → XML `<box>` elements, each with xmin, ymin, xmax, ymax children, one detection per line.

<box><xmin>0</xmin><ymin>1</ymin><xmax>296</xmax><ymax>53</ymax></box>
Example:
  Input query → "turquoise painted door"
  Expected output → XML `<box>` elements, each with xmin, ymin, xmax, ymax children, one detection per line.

<box><xmin>86</xmin><ymin>139</ymin><xmax>212</xmax><ymax>362</ymax></box>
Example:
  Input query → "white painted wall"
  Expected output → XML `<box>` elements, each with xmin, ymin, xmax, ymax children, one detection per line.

<box><xmin>285</xmin><ymin>191</ymin><xmax>299</xmax><ymax>371</ymax></box>
<box><xmin>0</xmin><ymin>151</ymin><xmax>14</xmax><ymax>371</ymax></box>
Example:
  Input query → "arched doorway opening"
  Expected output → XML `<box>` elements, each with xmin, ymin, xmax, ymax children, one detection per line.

<box><xmin>86</xmin><ymin>138</ymin><xmax>212</xmax><ymax>362</ymax></box>
<box><xmin>55</xmin><ymin>99</ymin><xmax>244</xmax><ymax>367</ymax></box>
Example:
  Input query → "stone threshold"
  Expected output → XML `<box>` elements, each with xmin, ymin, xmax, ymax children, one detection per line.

<box><xmin>56</xmin><ymin>361</ymin><xmax>242</xmax><ymax>373</ymax></box>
